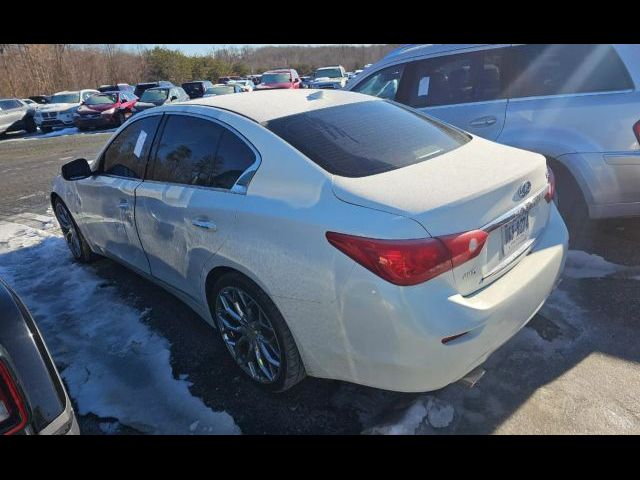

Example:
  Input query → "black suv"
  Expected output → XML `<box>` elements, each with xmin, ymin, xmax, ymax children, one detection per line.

<box><xmin>133</xmin><ymin>81</ymin><xmax>174</xmax><ymax>99</ymax></box>
<box><xmin>181</xmin><ymin>80</ymin><xmax>214</xmax><ymax>99</ymax></box>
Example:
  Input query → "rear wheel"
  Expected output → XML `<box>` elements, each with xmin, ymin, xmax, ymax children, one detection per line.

<box><xmin>53</xmin><ymin>199</ymin><xmax>99</xmax><ymax>263</ymax></box>
<box><xmin>210</xmin><ymin>272</ymin><xmax>305</xmax><ymax>392</ymax></box>
<box><xmin>548</xmin><ymin>159</ymin><xmax>590</xmax><ymax>233</ymax></box>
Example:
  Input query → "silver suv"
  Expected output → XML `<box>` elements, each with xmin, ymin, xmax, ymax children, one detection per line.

<box><xmin>346</xmin><ymin>44</ymin><xmax>640</xmax><ymax>226</ymax></box>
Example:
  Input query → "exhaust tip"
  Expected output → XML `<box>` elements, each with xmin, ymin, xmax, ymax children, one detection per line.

<box><xmin>458</xmin><ymin>366</ymin><xmax>486</xmax><ymax>389</ymax></box>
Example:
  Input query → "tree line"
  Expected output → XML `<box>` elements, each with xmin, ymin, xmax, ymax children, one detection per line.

<box><xmin>0</xmin><ymin>44</ymin><xmax>400</xmax><ymax>98</ymax></box>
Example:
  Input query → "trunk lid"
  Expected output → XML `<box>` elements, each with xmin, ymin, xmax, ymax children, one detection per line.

<box><xmin>332</xmin><ymin>136</ymin><xmax>552</xmax><ymax>294</ymax></box>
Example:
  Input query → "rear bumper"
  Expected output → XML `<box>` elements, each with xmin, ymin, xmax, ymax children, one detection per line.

<box><xmin>285</xmin><ymin>203</ymin><xmax>568</xmax><ymax>392</ymax></box>
<box><xmin>559</xmin><ymin>151</ymin><xmax>640</xmax><ymax>219</ymax></box>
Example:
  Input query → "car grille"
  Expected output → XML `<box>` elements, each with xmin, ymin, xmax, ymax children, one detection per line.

<box><xmin>42</xmin><ymin>112</ymin><xmax>58</xmax><ymax>119</ymax></box>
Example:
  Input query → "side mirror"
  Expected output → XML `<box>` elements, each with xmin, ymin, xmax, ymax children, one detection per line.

<box><xmin>170</xmin><ymin>95</ymin><xmax>178</xmax><ymax>101</ymax></box>
<box><xmin>62</xmin><ymin>158</ymin><xmax>92</xmax><ymax>181</ymax></box>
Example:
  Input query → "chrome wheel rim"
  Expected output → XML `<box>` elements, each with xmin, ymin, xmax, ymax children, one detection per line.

<box><xmin>55</xmin><ymin>203</ymin><xmax>81</xmax><ymax>258</ymax></box>
<box><xmin>215</xmin><ymin>287</ymin><xmax>281</xmax><ymax>384</ymax></box>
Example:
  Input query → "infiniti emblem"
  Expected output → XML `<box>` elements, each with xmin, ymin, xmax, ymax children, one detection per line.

<box><xmin>517</xmin><ymin>181</ymin><xmax>532</xmax><ymax>198</ymax></box>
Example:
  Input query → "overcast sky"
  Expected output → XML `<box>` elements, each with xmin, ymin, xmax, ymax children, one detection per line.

<box><xmin>122</xmin><ymin>44</ymin><xmax>371</xmax><ymax>55</ymax></box>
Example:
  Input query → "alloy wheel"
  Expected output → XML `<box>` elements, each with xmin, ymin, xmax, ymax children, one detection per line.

<box><xmin>215</xmin><ymin>286</ymin><xmax>282</xmax><ymax>384</ymax></box>
<box><xmin>55</xmin><ymin>203</ymin><xmax>81</xmax><ymax>259</ymax></box>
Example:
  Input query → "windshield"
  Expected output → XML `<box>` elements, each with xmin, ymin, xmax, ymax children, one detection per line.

<box><xmin>263</xmin><ymin>100</ymin><xmax>470</xmax><ymax>178</ymax></box>
<box><xmin>183</xmin><ymin>82</ymin><xmax>204</xmax><ymax>95</ymax></box>
<box><xmin>314</xmin><ymin>68</ymin><xmax>343</xmax><ymax>79</ymax></box>
<box><xmin>261</xmin><ymin>73</ymin><xmax>290</xmax><ymax>84</ymax></box>
<box><xmin>85</xmin><ymin>93</ymin><xmax>117</xmax><ymax>105</ymax></box>
<box><xmin>51</xmin><ymin>92</ymin><xmax>80</xmax><ymax>104</ymax></box>
<box><xmin>140</xmin><ymin>89</ymin><xmax>169</xmax><ymax>103</ymax></box>
<box><xmin>205</xmin><ymin>86</ymin><xmax>235</xmax><ymax>96</ymax></box>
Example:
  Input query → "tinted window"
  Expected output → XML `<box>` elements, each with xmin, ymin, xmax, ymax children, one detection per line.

<box><xmin>0</xmin><ymin>99</ymin><xmax>21</xmax><ymax>110</ymax></box>
<box><xmin>102</xmin><ymin>115</ymin><xmax>161</xmax><ymax>179</ymax></box>
<box><xmin>509</xmin><ymin>44</ymin><xmax>633</xmax><ymax>98</ymax></box>
<box><xmin>351</xmin><ymin>64</ymin><xmax>404</xmax><ymax>100</ymax></box>
<box><xmin>212</xmin><ymin>129</ymin><xmax>256</xmax><ymax>189</ymax></box>
<box><xmin>263</xmin><ymin>100</ymin><xmax>470</xmax><ymax>178</ymax></box>
<box><xmin>150</xmin><ymin>115</ymin><xmax>224</xmax><ymax>186</ymax></box>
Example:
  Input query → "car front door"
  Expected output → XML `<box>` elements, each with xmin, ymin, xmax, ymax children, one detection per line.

<box><xmin>393</xmin><ymin>48</ymin><xmax>510</xmax><ymax>141</ymax></box>
<box><xmin>134</xmin><ymin>112</ymin><xmax>258</xmax><ymax>300</ymax></box>
<box><xmin>74</xmin><ymin>114</ymin><xmax>162</xmax><ymax>273</ymax></box>
<box><xmin>0</xmin><ymin>100</ymin><xmax>24</xmax><ymax>133</ymax></box>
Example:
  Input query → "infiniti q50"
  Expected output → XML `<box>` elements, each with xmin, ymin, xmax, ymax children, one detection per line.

<box><xmin>51</xmin><ymin>89</ymin><xmax>568</xmax><ymax>392</ymax></box>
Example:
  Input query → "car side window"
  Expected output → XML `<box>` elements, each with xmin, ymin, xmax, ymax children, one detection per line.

<box><xmin>149</xmin><ymin>115</ymin><xmax>256</xmax><ymax>190</ymax></box>
<box><xmin>396</xmin><ymin>52</ymin><xmax>478</xmax><ymax>108</ymax></box>
<box><xmin>81</xmin><ymin>91</ymin><xmax>93</xmax><ymax>101</ymax></box>
<box><xmin>212</xmin><ymin>128</ymin><xmax>256</xmax><ymax>189</ymax></box>
<box><xmin>351</xmin><ymin>64</ymin><xmax>404</xmax><ymax>100</ymax></box>
<box><xmin>149</xmin><ymin>115</ymin><xmax>225</xmax><ymax>187</ymax></box>
<box><xmin>508</xmin><ymin>44</ymin><xmax>634</xmax><ymax>98</ymax></box>
<box><xmin>101</xmin><ymin>115</ymin><xmax>161</xmax><ymax>179</ymax></box>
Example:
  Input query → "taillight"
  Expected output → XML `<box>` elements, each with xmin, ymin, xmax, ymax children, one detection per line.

<box><xmin>545</xmin><ymin>166</ymin><xmax>556</xmax><ymax>203</ymax></box>
<box><xmin>0</xmin><ymin>361</ymin><xmax>28</xmax><ymax>435</ymax></box>
<box><xmin>326</xmin><ymin>230</ymin><xmax>488</xmax><ymax>286</ymax></box>
<box><xmin>634</xmin><ymin>120</ymin><xmax>640</xmax><ymax>145</ymax></box>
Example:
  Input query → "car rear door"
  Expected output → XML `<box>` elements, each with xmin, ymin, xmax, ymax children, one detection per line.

<box><xmin>74</xmin><ymin>114</ymin><xmax>162</xmax><ymax>273</ymax></box>
<box><xmin>394</xmin><ymin>47</ymin><xmax>511</xmax><ymax>141</ymax></box>
<box><xmin>134</xmin><ymin>112</ymin><xmax>258</xmax><ymax>300</ymax></box>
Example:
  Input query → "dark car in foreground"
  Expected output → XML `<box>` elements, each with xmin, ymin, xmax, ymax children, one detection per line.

<box><xmin>74</xmin><ymin>91</ymin><xmax>138</xmax><ymax>130</ymax></box>
<box><xmin>182</xmin><ymin>80</ymin><xmax>214</xmax><ymax>99</ymax></box>
<box><xmin>0</xmin><ymin>278</ymin><xmax>79</xmax><ymax>435</ymax></box>
<box><xmin>0</xmin><ymin>98</ymin><xmax>37</xmax><ymax>135</ymax></box>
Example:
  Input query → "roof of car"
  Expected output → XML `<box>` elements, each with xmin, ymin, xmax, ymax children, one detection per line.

<box><xmin>263</xmin><ymin>69</ymin><xmax>293</xmax><ymax>74</ymax></box>
<box><xmin>381</xmin><ymin>44</ymin><xmax>490</xmax><ymax>63</ymax></box>
<box><xmin>187</xmin><ymin>88</ymin><xmax>380</xmax><ymax>123</ymax></box>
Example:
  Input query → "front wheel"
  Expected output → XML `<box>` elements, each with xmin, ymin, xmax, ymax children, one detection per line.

<box><xmin>40</xmin><ymin>126</ymin><xmax>52</xmax><ymax>134</ymax></box>
<box><xmin>210</xmin><ymin>272</ymin><xmax>305</xmax><ymax>392</ymax></box>
<box><xmin>25</xmin><ymin>116</ymin><xmax>37</xmax><ymax>133</ymax></box>
<box><xmin>116</xmin><ymin>111</ymin><xmax>126</xmax><ymax>126</ymax></box>
<box><xmin>53</xmin><ymin>199</ymin><xmax>99</xmax><ymax>263</ymax></box>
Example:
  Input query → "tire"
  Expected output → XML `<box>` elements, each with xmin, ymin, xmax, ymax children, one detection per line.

<box><xmin>548</xmin><ymin>159</ymin><xmax>590</xmax><ymax>233</ymax></box>
<box><xmin>40</xmin><ymin>126</ymin><xmax>52</xmax><ymax>134</ymax></box>
<box><xmin>25</xmin><ymin>116</ymin><xmax>37</xmax><ymax>133</ymax></box>
<box><xmin>53</xmin><ymin>199</ymin><xmax>99</xmax><ymax>263</ymax></box>
<box><xmin>116</xmin><ymin>111</ymin><xmax>125</xmax><ymax>126</ymax></box>
<box><xmin>209</xmin><ymin>272</ymin><xmax>306</xmax><ymax>392</ymax></box>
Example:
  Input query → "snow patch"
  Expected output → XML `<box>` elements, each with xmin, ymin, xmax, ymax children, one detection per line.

<box><xmin>0</xmin><ymin>220</ymin><xmax>240</xmax><ymax>435</ymax></box>
<box><xmin>365</xmin><ymin>396</ymin><xmax>455</xmax><ymax>435</ymax></box>
<box><xmin>563</xmin><ymin>250</ymin><xmax>625</xmax><ymax>279</ymax></box>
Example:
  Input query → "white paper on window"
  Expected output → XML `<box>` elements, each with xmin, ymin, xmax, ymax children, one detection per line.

<box><xmin>418</xmin><ymin>76</ymin><xmax>431</xmax><ymax>97</ymax></box>
<box><xmin>133</xmin><ymin>130</ymin><xmax>147</xmax><ymax>158</ymax></box>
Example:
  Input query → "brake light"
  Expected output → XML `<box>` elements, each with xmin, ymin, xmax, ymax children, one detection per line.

<box><xmin>545</xmin><ymin>166</ymin><xmax>556</xmax><ymax>203</ymax></box>
<box><xmin>326</xmin><ymin>230</ymin><xmax>488</xmax><ymax>286</ymax></box>
<box><xmin>0</xmin><ymin>361</ymin><xmax>28</xmax><ymax>435</ymax></box>
<box><xmin>634</xmin><ymin>120</ymin><xmax>640</xmax><ymax>145</ymax></box>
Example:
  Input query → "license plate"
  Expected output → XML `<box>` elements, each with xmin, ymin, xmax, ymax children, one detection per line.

<box><xmin>502</xmin><ymin>212</ymin><xmax>530</xmax><ymax>256</ymax></box>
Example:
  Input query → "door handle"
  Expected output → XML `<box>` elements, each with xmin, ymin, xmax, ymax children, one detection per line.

<box><xmin>469</xmin><ymin>116</ymin><xmax>497</xmax><ymax>127</ymax></box>
<box><xmin>118</xmin><ymin>200</ymin><xmax>129</xmax><ymax>210</ymax></box>
<box><xmin>192</xmin><ymin>219</ymin><xmax>217</xmax><ymax>231</ymax></box>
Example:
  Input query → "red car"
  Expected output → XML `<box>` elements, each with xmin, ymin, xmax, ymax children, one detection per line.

<box><xmin>73</xmin><ymin>91</ymin><xmax>138</xmax><ymax>130</ymax></box>
<box><xmin>255</xmin><ymin>69</ymin><xmax>302</xmax><ymax>90</ymax></box>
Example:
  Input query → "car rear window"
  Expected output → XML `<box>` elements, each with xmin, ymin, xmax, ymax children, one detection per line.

<box><xmin>263</xmin><ymin>100</ymin><xmax>470</xmax><ymax>178</ymax></box>
<box><xmin>182</xmin><ymin>82</ymin><xmax>204</xmax><ymax>95</ymax></box>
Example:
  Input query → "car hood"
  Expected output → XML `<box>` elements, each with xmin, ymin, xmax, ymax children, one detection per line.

<box><xmin>135</xmin><ymin>101</ymin><xmax>163</xmax><ymax>110</ymax></box>
<box><xmin>79</xmin><ymin>103</ymin><xmax>117</xmax><ymax>113</ymax></box>
<box><xmin>38</xmin><ymin>103</ymin><xmax>79</xmax><ymax>113</ymax></box>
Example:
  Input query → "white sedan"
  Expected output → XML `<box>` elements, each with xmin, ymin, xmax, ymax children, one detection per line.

<box><xmin>51</xmin><ymin>90</ymin><xmax>568</xmax><ymax>393</ymax></box>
